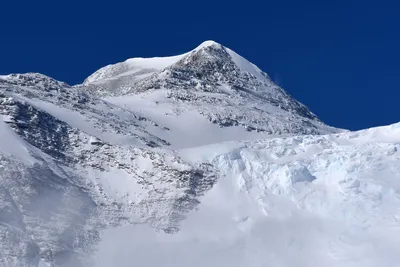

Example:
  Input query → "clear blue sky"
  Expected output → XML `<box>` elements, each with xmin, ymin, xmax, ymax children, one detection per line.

<box><xmin>1</xmin><ymin>0</ymin><xmax>398</xmax><ymax>130</ymax></box>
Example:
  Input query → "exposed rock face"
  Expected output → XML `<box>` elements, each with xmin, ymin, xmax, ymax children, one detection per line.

<box><xmin>0</xmin><ymin>74</ymin><xmax>218</xmax><ymax>266</ymax></box>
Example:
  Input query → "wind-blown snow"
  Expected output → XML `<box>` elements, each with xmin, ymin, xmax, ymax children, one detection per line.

<box><xmin>94</xmin><ymin>122</ymin><xmax>400</xmax><ymax>267</ymax></box>
<box><xmin>225</xmin><ymin>47</ymin><xmax>269</xmax><ymax>81</ymax></box>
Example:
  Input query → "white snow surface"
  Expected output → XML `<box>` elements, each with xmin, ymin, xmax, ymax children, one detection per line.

<box><xmin>1</xmin><ymin>41</ymin><xmax>399</xmax><ymax>267</ymax></box>
<box><xmin>83</xmin><ymin>40</ymin><xmax>265</xmax><ymax>85</ymax></box>
<box><xmin>94</xmin><ymin>122</ymin><xmax>400</xmax><ymax>267</ymax></box>
<box><xmin>124</xmin><ymin>54</ymin><xmax>187</xmax><ymax>70</ymax></box>
<box><xmin>225</xmin><ymin>47</ymin><xmax>268</xmax><ymax>81</ymax></box>
<box><xmin>83</xmin><ymin>51</ymin><xmax>188</xmax><ymax>85</ymax></box>
<box><xmin>83</xmin><ymin>40</ymin><xmax>337</xmax><ymax>137</ymax></box>
<box><xmin>0</xmin><ymin>117</ymin><xmax>36</xmax><ymax>165</ymax></box>
<box><xmin>106</xmin><ymin>91</ymin><xmax>281</xmax><ymax>149</ymax></box>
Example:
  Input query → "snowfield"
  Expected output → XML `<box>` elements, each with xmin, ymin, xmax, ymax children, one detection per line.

<box><xmin>0</xmin><ymin>41</ymin><xmax>399</xmax><ymax>267</ymax></box>
<box><xmin>95</xmin><ymin>123</ymin><xmax>400</xmax><ymax>267</ymax></box>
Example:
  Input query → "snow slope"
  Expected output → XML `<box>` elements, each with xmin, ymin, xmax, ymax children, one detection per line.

<box><xmin>84</xmin><ymin>41</ymin><xmax>339</xmax><ymax>137</ymax></box>
<box><xmin>0</xmin><ymin>73</ymin><xmax>216</xmax><ymax>266</ymax></box>
<box><xmin>83</xmin><ymin>54</ymin><xmax>188</xmax><ymax>86</ymax></box>
<box><xmin>94</xmin><ymin>122</ymin><xmax>400</xmax><ymax>267</ymax></box>
<box><xmin>84</xmin><ymin>41</ymin><xmax>226</xmax><ymax>85</ymax></box>
<box><xmin>106</xmin><ymin>91</ymin><xmax>284</xmax><ymax>148</ymax></box>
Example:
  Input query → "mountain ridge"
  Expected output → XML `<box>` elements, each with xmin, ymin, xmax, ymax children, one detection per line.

<box><xmin>82</xmin><ymin>40</ymin><xmax>338</xmax><ymax>138</ymax></box>
<box><xmin>5</xmin><ymin>41</ymin><xmax>393</xmax><ymax>267</ymax></box>
<box><xmin>83</xmin><ymin>40</ymin><xmax>270</xmax><ymax>88</ymax></box>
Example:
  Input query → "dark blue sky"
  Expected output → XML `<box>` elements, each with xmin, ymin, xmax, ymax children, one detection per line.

<box><xmin>1</xmin><ymin>0</ymin><xmax>399</xmax><ymax>130</ymax></box>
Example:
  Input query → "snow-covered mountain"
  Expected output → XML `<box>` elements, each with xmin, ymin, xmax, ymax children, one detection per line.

<box><xmin>96</xmin><ymin>123</ymin><xmax>400</xmax><ymax>267</ymax></box>
<box><xmin>0</xmin><ymin>41</ymin><xmax>398</xmax><ymax>267</ymax></box>
<box><xmin>0</xmin><ymin>72</ymin><xmax>218</xmax><ymax>266</ymax></box>
<box><xmin>83</xmin><ymin>41</ymin><xmax>337</xmax><ymax>139</ymax></box>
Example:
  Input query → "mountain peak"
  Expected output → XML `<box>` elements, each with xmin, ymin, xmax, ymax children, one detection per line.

<box><xmin>172</xmin><ymin>40</ymin><xmax>268</xmax><ymax>82</ymax></box>
<box><xmin>194</xmin><ymin>40</ymin><xmax>223</xmax><ymax>51</ymax></box>
<box><xmin>82</xmin><ymin>40</ymin><xmax>324</xmax><ymax>125</ymax></box>
<box><xmin>83</xmin><ymin>41</ymin><xmax>227</xmax><ymax>86</ymax></box>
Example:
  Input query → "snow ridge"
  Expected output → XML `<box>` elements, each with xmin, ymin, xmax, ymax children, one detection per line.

<box><xmin>83</xmin><ymin>41</ymin><xmax>338</xmax><ymax>136</ymax></box>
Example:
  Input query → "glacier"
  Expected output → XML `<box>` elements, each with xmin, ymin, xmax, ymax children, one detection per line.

<box><xmin>94</xmin><ymin>123</ymin><xmax>400</xmax><ymax>267</ymax></box>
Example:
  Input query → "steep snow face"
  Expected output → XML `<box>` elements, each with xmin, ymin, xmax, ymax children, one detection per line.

<box><xmin>95</xmin><ymin>122</ymin><xmax>400</xmax><ymax>267</ymax></box>
<box><xmin>0</xmin><ymin>117</ymin><xmax>35</xmax><ymax>164</ymax></box>
<box><xmin>0</xmin><ymin>73</ymin><xmax>170</xmax><ymax>147</ymax></box>
<box><xmin>83</xmin><ymin>53</ymin><xmax>188</xmax><ymax>88</ymax></box>
<box><xmin>84</xmin><ymin>41</ymin><xmax>339</xmax><ymax>138</ymax></box>
<box><xmin>84</xmin><ymin>41</ymin><xmax>224</xmax><ymax>87</ymax></box>
<box><xmin>225</xmin><ymin>47</ymin><xmax>268</xmax><ymax>81</ymax></box>
<box><xmin>106</xmin><ymin>90</ymin><xmax>336</xmax><ymax>149</ymax></box>
<box><xmin>0</xmin><ymin>75</ymin><xmax>217</xmax><ymax>266</ymax></box>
